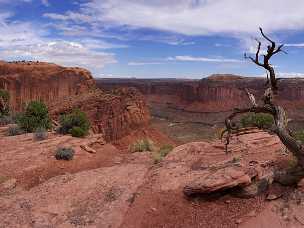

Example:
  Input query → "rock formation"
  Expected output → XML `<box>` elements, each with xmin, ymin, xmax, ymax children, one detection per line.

<box><xmin>49</xmin><ymin>88</ymin><xmax>150</xmax><ymax>142</ymax></box>
<box><xmin>0</xmin><ymin>126</ymin><xmax>299</xmax><ymax>227</ymax></box>
<box><xmin>0</xmin><ymin>61</ymin><xmax>95</xmax><ymax>111</ymax></box>
<box><xmin>96</xmin><ymin>75</ymin><xmax>304</xmax><ymax>126</ymax></box>
<box><xmin>0</xmin><ymin>61</ymin><xmax>151</xmax><ymax>142</ymax></box>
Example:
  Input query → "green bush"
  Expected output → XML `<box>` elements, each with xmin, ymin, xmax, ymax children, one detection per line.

<box><xmin>70</xmin><ymin>126</ymin><xmax>86</xmax><ymax>138</ymax></box>
<box><xmin>129</xmin><ymin>139</ymin><xmax>154</xmax><ymax>153</ymax></box>
<box><xmin>33</xmin><ymin>127</ymin><xmax>48</xmax><ymax>141</ymax></box>
<box><xmin>294</xmin><ymin>130</ymin><xmax>304</xmax><ymax>143</ymax></box>
<box><xmin>159</xmin><ymin>145</ymin><xmax>174</xmax><ymax>157</ymax></box>
<box><xmin>0</xmin><ymin>89</ymin><xmax>10</xmax><ymax>117</ymax></box>
<box><xmin>0</xmin><ymin>115</ymin><xmax>14</xmax><ymax>126</ymax></box>
<box><xmin>7</xmin><ymin>124</ymin><xmax>24</xmax><ymax>136</ymax></box>
<box><xmin>59</xmin><ymin>109</ymin><xmax>90</xmax><ymax>137</ymax></box>
<box><xmin>17</xmin><ymin>101</ymin><xmax>52</xmax><ymax>133</ymax></box>
<box><xmin>55</xmin><ymin>147</ymin><xmax>75</xmax><ymax>161</ymax></box>
<box><xmin>241</xmin><ymin>113</ymin><xmax>273</xmax><ymax>129</ymax></box>
<box><xmin>153</xmin><ymin>144</ymin><xmax>174</xmax><ymax>164</ymax></box>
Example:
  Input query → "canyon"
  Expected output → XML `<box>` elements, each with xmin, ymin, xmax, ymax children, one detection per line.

<box><xmin>97</xmin><ymin>75</ymin><xmax>304</xmax><ymax>143</ymax></box>
<box><xmin>1</xmin><ymin>61</ymin><xmax>304</xmax><ymax>227</ymax></box>
<box><xmin>97</xmin><ymin>75</ymin><xmax>304</xmax><ymax>124</ymax></box>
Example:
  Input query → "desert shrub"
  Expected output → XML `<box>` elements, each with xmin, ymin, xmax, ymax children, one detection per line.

<box><xmin>294</xmin><ymin>130</ymin><xmax>304</xmax><ymax>143</ymax></box>
<box><xmin>152</xmin><ymin>144</ymin><xmax>174</xmax><ymax>164</ymax></box>
<box><xmin>55</xmin><ymin>147</ymin><xmax>75</xmax><ymax>161</ymax></box>
<box><xmin>0</xmin><ymin>89</ymin><xmax>10</xmax><ymax>117</ymax></box>
<box><xmin>7</xmin><ymin>124</ymin><xmax>24</xmax><ymax>136</ymax></box>
<box><xmin>58</xmin><ymin>109</ymin><xmax>90</xmax><ymax>137</ymax></box>
<box><xmin>0</xmin><ymin>115</ymin><xmax>14</xmax><ymax>126</ymax></box>
<box><xmin>70</xmin><ymin>126</ymin><xmax>86</xmax><ymax>138</ymax></box>
<box><xmin>17</xmin><ymin>101</ymin><xmax>52</xmax><ymax>133</ymax></box>
<box><xmin>287</xmin><ymin>155</ymin><xmax>298</xmax><ymax>169</ymax></box>
<box><xmin>159</xmin><ymin>144</ymin><xmax>174</xmax><ymax>157</ymax></box>
<box><xmin>129</xmin><ymin>138</ymin><xmax>154</xmax><ymax>153</ymax></box>
<box><xmin>241</xmin><ymin>113</ymin><xmax>273</xmax><ymax>129</ymax></box>
<box><xmin>33</xmin><ymin>127</ymin><xmax>48</xmax><ymax>141</ymax></box>
<box><xmin>215</xmin><ymin>128</ymin><xmax>226</xmax><ymax>139</ymax></box>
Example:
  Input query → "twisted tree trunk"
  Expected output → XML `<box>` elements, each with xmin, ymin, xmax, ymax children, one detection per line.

<box><xmin>223</xmin><ymin>28</ymin><xmax>304</xmax><ymax>167</ymax></box>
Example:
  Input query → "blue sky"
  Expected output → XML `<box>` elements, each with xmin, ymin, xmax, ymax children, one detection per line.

<box><xmin>1</xmin><ymin>0</ymin><xmax>304</xmax><ymax>78</ymax></box>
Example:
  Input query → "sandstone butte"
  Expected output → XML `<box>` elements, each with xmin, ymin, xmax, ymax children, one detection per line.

<box><xmin>0</xmin><ymin>61</ymin><xmax>95</xmax><ymax>111</ymax></box>
<box><xmin>0</xmin><ymin>61</ymin><xmax>151</xmax><ymax>142</ymax></box>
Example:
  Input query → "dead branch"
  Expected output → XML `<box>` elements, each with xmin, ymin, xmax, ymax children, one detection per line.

<box><xmin>223</xmin><ymin>28</ymin><xmax>304</xmax><ymax>167</ymax></box>
<box><xmin>244</xmin><ymin>27</ymin><xmax>287</xmax><ymax>92</ymax></box>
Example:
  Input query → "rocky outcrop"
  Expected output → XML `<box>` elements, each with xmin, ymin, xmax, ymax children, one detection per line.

<box><xmin>96</xmin><ymin>75</ymin><xmax>304</xmax><ymax>125</ymax></box>
<box><xmin>0</xmin><ymin>164</ymin><xmax>148</xmax><ymax>228</ymax></box>
<box><xmin>153</xmin><ymin>129</ymin><xmax>289</xmax><ymax>195</ymax></box>
<box><xmin>49</xmin><ymin>88</ymin><xmax>150</xmax><ymax>142</ymax></box>
<box><xmin>0</xmin><ymin>61</ymin><xmax>95</xmax><ymax>111</ymax></box>
<box><xmin>0</xmin><ymin>124</ymin><xmax>298</xmax><ymax>228</ymax></box>
<box><xmin>0</xmin><ymin>61</ymin><xmax>151</xmax><ymax>142</ymax></box>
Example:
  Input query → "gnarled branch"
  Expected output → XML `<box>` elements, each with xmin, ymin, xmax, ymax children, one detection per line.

<box><xmin>223</xmin><ymin>28</ymin><xmax>304</xmax><ymax>167</ymax></box>
<box><xmin>244</xmin><ymin>28</ymin><xmax>287</xmax><ymax>92</ymax></box>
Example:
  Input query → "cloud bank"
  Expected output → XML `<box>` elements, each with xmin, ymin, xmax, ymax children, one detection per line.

<box><xmin>46</xmin><ymin>0</ymin><xmax>304</xmax><ymax>36</ymax></box>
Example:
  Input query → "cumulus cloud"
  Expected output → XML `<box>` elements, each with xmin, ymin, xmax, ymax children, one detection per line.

<box><xmin>0</xmin><ymin>11</ymin><xmax>118</xmax><ymax>74</ymax></box>
<box><xmin>45</xmin><ymin>0</ymin><xmax>304</xmax><ymax>36</ymax></box>
<box><xmin>1</xmin><ymin>41</ymin><xmax>117</xmax><ymax>69</ymax></box>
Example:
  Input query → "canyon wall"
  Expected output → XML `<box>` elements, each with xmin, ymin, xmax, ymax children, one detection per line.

<box><xmin>0</xmin><ymin>61</ymin><xmax>95</xmax><ymax>111</ymax></box>
<box><xmin>49</xmin><ymin>88</ymin><xmax>150</xmax><ymax>142</ymax></box>
<box><xmin>0</xmin><ymin>61</ymin><xmax>150</xmax><ymax>141</ymax></box>
<box><xmin>96</xmin><ymin>75</ymin><xmax>304</xmax><ymax>126</ymax></box>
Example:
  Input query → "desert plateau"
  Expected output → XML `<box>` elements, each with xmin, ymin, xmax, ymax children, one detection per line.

<box><xmin>1</xmin><ymin>1</ymin><xmax>304</xmax><ymax>228</ymax></box>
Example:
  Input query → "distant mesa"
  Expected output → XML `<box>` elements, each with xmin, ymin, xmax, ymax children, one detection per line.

<box><xmin>206</xmin><ymin>74</ymin><xmax>244</xmax><ymax>81</ymax></box>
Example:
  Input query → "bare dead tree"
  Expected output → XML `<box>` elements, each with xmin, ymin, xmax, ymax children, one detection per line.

<box><xmin>222</xmin><ymin>28</ymin><xmax>304</xmax><ymax>167</ymax></box>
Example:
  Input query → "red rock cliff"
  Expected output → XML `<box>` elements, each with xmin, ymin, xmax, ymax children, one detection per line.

<box><xmin>49</xmin><ymin>88</ymin><xmax>150</xmax><ymax>142</ymax></box>
<box><xmin>0</xmin><ymin>61</ymin><xmax>95</xmax><ymax>111</ymax></box>
<box><xmin>96</xmin><ymin>75</ymin><xmax>304</xmax><ymax>124</ymax></box>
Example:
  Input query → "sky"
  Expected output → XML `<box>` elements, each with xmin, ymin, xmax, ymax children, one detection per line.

<box><xmin>1</xmin><ymin>0</ymin><xmax>304</xmax><ymax>78</ymax></box>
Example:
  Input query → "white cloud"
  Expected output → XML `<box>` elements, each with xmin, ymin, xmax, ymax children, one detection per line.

<box><xmin>285</xmin><ymin>43</ymin><xmax>304</xmax><ymax>47</ymax></box>
<box><xmin>128</xmin><ymin>61</ymin><xmax>163</xmax><ymax>66</ymax></box>
<box><xmin>41</xmin><ymin>0</ymin><xmax>50</xmax><ymax>7</ymax></box>
<box><xmin>44</xmin><ymin>11</ymin><xmax>93</xmax><ymax>23</ymax></box>
<box><xmin>47</xmin><ymin>0</ymin><xmax>304</xmax><ymax>36</ymax></box>
<box><xmin>0</xmin><ymin>13</ymin><xmax>118</xmax><ymax>74</ymax></box>
<box><xmin>277</xmin><ymin>72</ymin><xmax>304</xmax><ymax>78</ymax></box>
<box><xmin>168</xmin><ymin>55</ymin><xmax>242</xmax><ymax>63</ymax></box>
<box><xmin>259</xmin><ymin>72</ymin><xmax>304</xmax><ymax>78</ymax></box>
<box><xmin>128</xmin><ymin>55</ymin><xmax>243</xmax><ymax>66</ymax></box>
<box><xmin>1</xmin><ymin>41</ymin><xmax>117</xmax><ymax>70</ymax></box>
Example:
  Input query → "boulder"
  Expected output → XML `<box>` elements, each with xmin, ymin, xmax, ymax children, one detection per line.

<box><xmin>184</xmin><ymin>167</ymin><xmax>252</xmax><ymax>196</ymax></box>
<box><xmin>148</xmin><ymin>129</ymin><xmax>290</xmax><ymax>197</ymax></box>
